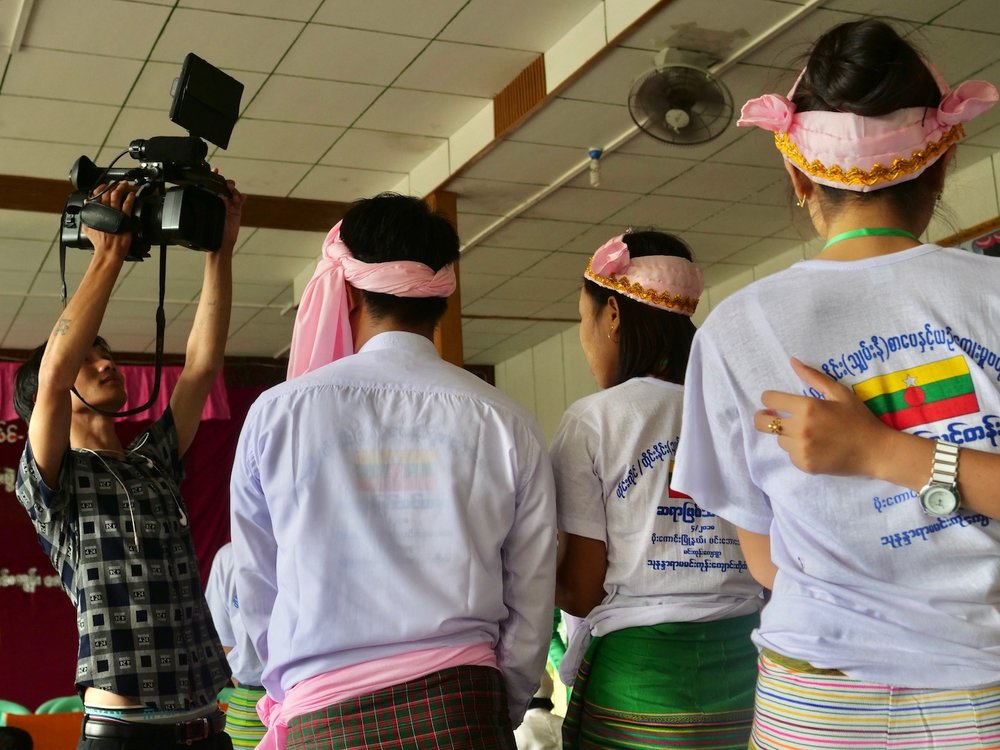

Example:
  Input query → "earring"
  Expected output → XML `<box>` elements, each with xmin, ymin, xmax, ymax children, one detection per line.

<box><xmin>796</xmin><ymin>195</ymin><xmax>807</xmax><ymax>208</ymax></box>
<box><xmin>608</xmin><ymin>327</ymin><xmax>616</xmax><ymax>340</ymax></box>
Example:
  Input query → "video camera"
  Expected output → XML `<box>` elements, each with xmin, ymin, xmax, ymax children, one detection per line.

<box><xmin>61</xmin><ymin>54</ymin><xmax>244</xmax><ymax>261</ymax></box>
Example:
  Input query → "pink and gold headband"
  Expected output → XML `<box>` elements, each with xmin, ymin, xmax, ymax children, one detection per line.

<box><xmin>287</xmin><ymin>221</ymin><xmax>457</xmax><ymax>378</ymax></box>
<box><xmin>738</xmin><ymin>64</ymin><xmax>998</xmax><ymax>191</ymax></box>
<box><xmin>584</xmin><ymin>235</ymin><xmax>704</xmax><ymax>316</ymax></box>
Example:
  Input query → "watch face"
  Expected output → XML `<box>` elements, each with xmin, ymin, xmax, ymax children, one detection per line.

<box><xmin>920</xmin><ymin>485</ymin><xmax>959</xmax><ymax>516</ymax></box>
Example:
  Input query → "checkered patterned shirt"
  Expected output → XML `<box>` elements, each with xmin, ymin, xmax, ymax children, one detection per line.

<box><xmin>16</xmin><ymin>409</ymin><xmax>231</xmax><ymax>709</ymax></box>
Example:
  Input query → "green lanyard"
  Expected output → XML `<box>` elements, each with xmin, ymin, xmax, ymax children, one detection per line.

<box><xmin>822</xmin><ymin>227</ymin><xmax>919</xmax><ymax>251</ymax></box>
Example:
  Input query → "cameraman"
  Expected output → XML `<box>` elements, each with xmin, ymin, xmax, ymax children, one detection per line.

<box><xmin>13</xmin><ymin>178</ymin><xmax>244</xmax><ymax>749</ymax></box>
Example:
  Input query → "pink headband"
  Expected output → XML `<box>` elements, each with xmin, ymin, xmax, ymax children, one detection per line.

<box><xmin>584</xmin><ymin>235</ymin><xmax>704</xmax><ymax>316</ymax></box>
<box><xmin>738</xmin><ymin>63</ymin><xmax>998</xmax><ymax>191</ymax></box>
<box><xmin>286</xmin><ymin>221</ymin><xmax>457</xmax><ymax>378</ymax></box>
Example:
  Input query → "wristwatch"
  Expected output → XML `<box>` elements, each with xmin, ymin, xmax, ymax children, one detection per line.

<box><xmin>918</xmin><ymin>441</ymin><xmax>961</xmax><ymax>517</ymax></box>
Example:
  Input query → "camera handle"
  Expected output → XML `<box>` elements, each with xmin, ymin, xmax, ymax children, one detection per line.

<box><xmin>60</xmin><ymin>233</ymin><xmax>168</xmax><ymax>418</ymax></box>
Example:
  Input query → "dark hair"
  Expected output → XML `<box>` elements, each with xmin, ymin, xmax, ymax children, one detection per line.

<box><xmin>13</xmin><ymin>336</ymin><xmax>112</xmax><ymax>424</ymax></box>
<box><xmin>339</xmin><ymin>193</ymin><xmax>460</xmax><ymax>327</ymax></box>
<box><xmin>582</xmin><ymin>231</ymin><xmax>697</xmax><ymax>386</ymax></box>
<box><xmin>0</xmin><ymin>726</ymin><xmax>33</xmax><ymax>750</ymax></box>
<box><xmin>793</xmin><ymin>19</ymin><xmax>947</xmax><ymax>215</ymax></box>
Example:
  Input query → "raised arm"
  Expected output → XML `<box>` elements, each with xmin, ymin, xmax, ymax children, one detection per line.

<box><xmin>755</xmin><ymin>358</ymin><xmax>1000</xmax><ymax>520</ymax></box>
<box><xmin>29</xmin><ymin>185</ymin><xmax>135</xmax><ymax>485</ymax></box>
<box><xmin>170</xmin><ymin>180</ymin><xmax>244</xmax><ymax>457</ymax></box>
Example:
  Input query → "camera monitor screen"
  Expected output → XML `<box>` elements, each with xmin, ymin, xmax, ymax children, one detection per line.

<box><xmin>169</xmin><ymin>53</ymin><xmax>243</xmax><ymax>150</ymax></box>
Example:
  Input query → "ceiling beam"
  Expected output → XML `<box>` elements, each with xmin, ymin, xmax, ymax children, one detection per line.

<box><xmin>0</xmin><ymin>173</ymin><xmax>349</xmax><ymax>232</ymax></box>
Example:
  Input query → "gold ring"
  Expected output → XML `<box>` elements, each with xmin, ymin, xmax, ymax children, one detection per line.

<box><xmin>767</xmin><ymin>418</ymin><xmax>783</xmax><ymax>435</ymax></box>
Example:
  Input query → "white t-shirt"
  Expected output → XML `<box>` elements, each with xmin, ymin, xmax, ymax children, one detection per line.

<box><xmin>673</xmin><ymin>244</ymin><xmax>1000</xmax><ymax>689</ymax></box>
<box><xmin>205</xmin><ymin>542</ymin><xmax>264</xmax><ymax>686</ymax></box>
<box><xmin>552</xmin><ymin>378</ymin><xmax>762</xmax><ymax>631</ymax></box>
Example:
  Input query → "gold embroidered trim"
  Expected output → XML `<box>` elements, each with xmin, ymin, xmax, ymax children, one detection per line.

<box><xmin>585</xmin><ymin>259</ymin><xmax>699</xmax><ymax>315</ymax></box>
<box><xmin>774</xmin><ymin>124</ymin><xmax>963</xmax><ymax>187</ymax></box>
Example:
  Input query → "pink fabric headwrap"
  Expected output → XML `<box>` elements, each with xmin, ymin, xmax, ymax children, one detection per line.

<box><xmin>286</xmin><ymin>221</ymin><xmax>457</xmax><ymax>378</ymax></box>
<box><xmin>585</xmin><ymin>235</ymin><xmax>704</xmax><ymax>316</ymax></box>
<box><xmin>738</xmin><ymin>62</ymin><xmax>998</xmax><ymax>191</ymax></box>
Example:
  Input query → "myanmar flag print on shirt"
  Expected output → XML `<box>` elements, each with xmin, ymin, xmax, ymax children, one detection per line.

<box><xmin>853</xmin><ymin>355</ymin><xmax>979</xmax><ymax>430</ymax></box>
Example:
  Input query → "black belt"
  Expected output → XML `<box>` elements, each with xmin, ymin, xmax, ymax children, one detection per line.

<box><xmin>234</xmin><ymin>683</ymin><xmax>264</xmax><ymax>691</ymax></box>
<box><xmin>82</xmin><ymin>710</ymin><xmax>227</xmax><ymax>745</ymax></box>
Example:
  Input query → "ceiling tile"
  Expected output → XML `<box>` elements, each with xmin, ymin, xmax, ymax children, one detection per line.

<box><xmin>744</xmin><ymin>177</ymin><xmax>793</xmax><ymax>207</ymax></box>
<box><xmin>606</xmin><ymin>195</ymin><xmax>726</xmax><ymax>231</ymax></box>
<box><xmin>0</xmin><ymin>240</ymin><xmax>49</xmax><ymax>274</ymax></box>
<box><xmin>313</xmin><ymin>0</ymin><xmax>467</xmax><ymax>38</ymax></box>
<box><xmin>321</xmin><ymin>130</ymin><xmax>446</xmax><ymax>172</ymax></box>
<box><xmin>680</xmin><ymin>231</ymin><xmax>756</xmax><ymax>264</ymax></box>
<box><xmin>534</xmin><ymin>299</ymin><xmax>580</xmax><ymax>320</ymax></box>
<box><xmin>451</xmin><ymin>178</ymin><xmax>541</xmax><ymax>216</ymax></box>
<box><xmin>523</xmin><ymin>187</ymin><xmax>642</xmax><ymax>223</ymax></box>
<box><xmin>0</xmin><ymin>270</ymin><xmax>40</xmax><ymax>295</ymax></box>
<box><xmin>463</xmin><ymin>297</ymin><xmax>548</xmax><ymax>317</ymax></box>
<box><xmin>656</xmin><ymin>162</ymin><xmax>785</xmax><ymax>201</ymax></box>
<box><xmin>396</xmin><ymin>42</ymin><xmax>538</xmax><ymax>98</ymax></box>
<box><xmin>237</xmin><ymin>229</ymin><xmax>326</xmax><ymax>259</ymax></box>
<box><xmin>461</xmin><ymin>317</ymin><xmax>534</xmax><ymax>335</ymax></box>
<box><xmin>689</xmin><ymin>202</ymin><xmax>790</xmax><ymax>236</ymax></box>
<box><xmin>0</xmin><ymin>137</ymin><xmax>94</xmax><ymax>181</ymax></box>
<box><xmin>460</xmin><ymin>246</ymin><xmax>549</xmax><ymax>275</ymax></box>
<box><xmin>439</xmin><ymin>0</ymin><xmax>600</xmax><ymax>52</ymax></box>
<box><xmin>178</xmin><ymin>0</ymin><xmax>324</xmax><ymax>21</ymax></box>
<box><xmin>935</xmin><ymin>0</ymin><xmax>1000</xmax><ymax>34</ymax></box>
<box><xmin>203</xmin><ymin>156</ymin><xmax>313</xmax><ymax>197</ymax></box>
<box><xmin>105</xmin><ymin>108</ymin><xmax>191</xmax><ymax>149</ymax></box>
<box><xmin>152</xmin><ymin>9</ymin><xmax>305</xmax><ymax>72</ymax></box>
<box><xmin>824</xmin><ymin>0</ymin><xmax>960</xmax><ymax>22</ymax></box>
<box><xmin>905</xmin><ymin>25</ymin><xmax>1000</xmax><ymax>84</ymax></box>
<box><xmin>458</xmin><ymin>213</ymin><xmax>504</xmax><ymax>243</ymax></box>
<box><xmin>5</xmin><ymin>297</ymin><xmax>67</xmax><ymax>350</ymax></box>
<box><xmin>725</xmin><ymin>236</ymin><xmax>804</xmax><ymax>265</ymax></box>
<box><xmin>742</xmin><ymin>8</ymin><xmax>859</xmax><ymax>69</ymax></box>
<box><xmin>224</xmin><ymin>119</ymin><xmax>345</xmax><ymax>163</ymax></box>
<box><xmin>560</xmin><ymin>47</ymin><xmax>656</xmax><ymax>105</ymax></box>
<box><xmin>232</xmin><ymin>253</ymin><xmax>318</xmax><ymax>286</ymax></box>
<box><xmin>460</xmin><ymin>272</ymin><xmax>508</xmax><ymax>302</ymax></box>
<box><xmin>489</xmin><ymin>275</ymin><xmax>581</xmax><ymax>302</ymax></box>
<box><xmin>509</xmin><ymin>98</ymin><xmax>632</xmax><ymax>149</ymax></box>
<box><xmin>702</xmin><ymin>262</ymin><xmax>755</xmax><ymax>287</ymax></box>
<box><xmin>355</xmin><ymin>89</ymin><xmax>491</xmax><ymax>137</ymax></box>
<box><xmin>244</xmin><ymin>76</ymin><xmax>383</xmax><ymax>127</ymax></box>
<box><xmin>288</xmin><ymin>165</ymin><xmax>405</xmax><ymax>201</ymax></box>
<box><xmin>277</xmin><ymin>24</ymin><xmax>427</xmax><ymax>85</ymax></box>
<box><xmin>3</xmin><ymin>49</ymin><xmax>143</xmax><ymax>105</ymax></box>
<box><xmin>460</xmin><ymin>141</ymin><xmax>583</xmax><ymax>185</ymax></box>
<box><xmin>22</xmin><ymin>0</ymin><xmax>171</xmax><ymax>58</ymax></box>
<box><xmin>485</xmin><ymin>218</ymin><xmax>591</xmax><ymax>250</ymax></box>
<box><xmin>113</xmin><ymin>273</ymin><xmax>203</xmax><ymax>303</ymax></box>
<box><xmin>711</xmin><ymin>129</ymin><xmax>784</xmax><ymax>167</ymax></box>
<box><xmin>559</xmin><ymin>224</ymin><xmax>632</xmax><ymax>254</ymax></box>
<box><xmin>462</xmin><ymin>331</ymin><xmax>515</xmax><ymax>351</ymax></box>
<box><xmin>0</xmin><ymin>96</ymin><xmax>117</xmax><ymax>145</ymax></box>
<box><xmin>566</xmin><ymin>152</ymin><xmax>694</xmax><ymax>192</ymax></box>
<box><xmin>521</xmin><ymin>252</ymin><xmax>588</xmax><ymax>280</ymax></box>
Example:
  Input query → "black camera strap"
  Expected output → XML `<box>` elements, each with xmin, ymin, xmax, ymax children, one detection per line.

<box><xmin>66</xmin><ymin>241</ymin><xmax>168</xmax><ymax>418</ymax></box>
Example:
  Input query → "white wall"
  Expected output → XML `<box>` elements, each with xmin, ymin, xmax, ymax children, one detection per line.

<box><xmin>492</xmin><ymin>153</ymin><xmax>1000</xmax><ymax>437</ymax></box>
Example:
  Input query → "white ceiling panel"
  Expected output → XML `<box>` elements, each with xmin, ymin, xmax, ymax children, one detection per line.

<box><xmin>277</xmin><ymin>24</ymin><xmax>426</xmax><ymax>85</ymax></box>
<box><xmin>656</xmin><ymin>162</ymin><xmax>785</xmax><ymax>202</ymax></box>
<box><xmin>289</xmin><ymin>165</ymin><xmax>405</xmax><ymax>201</ymax></box>
<box><xmin>355</xmin><ymin>89</ymin><xmax>490</xmax><ymax>138</ymax></box>
<box><xmin>321</xmin><ymin>130</ymin><xmax>446</xmax><ymax>172</ymax></box>
<box><xmin>125</xmin><ymin>62</ymin><xmax>268</xmax><ymax>113</ymax></box>
<box><xmin>742</xmin><ymin>8</ymin><xmax>857</xmax><ymax>69</ymax></box>
<box><xmin>223</xmin><ymin>119</ymin><xmax>345</xmax><ymax>163</ymax></box>
<box><xmin>681</xmin><ymin>231</ymin><xmax>756</xmax><ymax>264</ymax></box>
<box><xmin>534</xmin><ymin>298</ymin><xmax>580</xmax><ymax>320</ymax></box>
<box><xmin>936</xmin><ymin>0</ymin><xmax>1000</xmax><ymax>35</ymax></box>
<box><xmin>690</xmin><ymin>201</ymin><xmax>791</xmax><ymax>237</ymax></box>
<box><xmin>451</xmin><ymin>177</ymin><xmax>541</xmax><ymax>216</ymax></box>
<box><xmin>460</xmin><ymin>246</ymin><xmax>550</xmax><ymax>276</ymax></box>
<box><xmin>461</xmin><ymin>141</ymin><xmax>583</xmax><ymax>185</ymax></box>
<box><xmin>521</xmin><ymin>251</ymin><xmax>588</xmax><ymax>280</ymax></box>
<box><xmin>203</xmin><ymin>156</ymin><xmax>313</xmax><ymax>197</ymax></box>
<box><xmin>824</xmin><ymin>0</ymin><xmax>961</xmax><ymax>23</ymax></box>
<box><xmin>313</xmin><ymin>0</ymin><xmax>467</xmax><ymax>38</ymax></box>
<box><xmin>178</xmin><ymin>0</ymin><xmax>324</xmax><ymax>21</ymax></box>
<box><xmin>905</xmin><ymin>25</ymin><xmax>1000</xmax><ymax>85</ymax></box>
<box><xmin>725</xmin><ymin>236</ymin><xmax>804</xmax><ymax>266</ymax></box>
<box><xmin>0</xmin><ymin>240</ymin><xmax>49</xmax><ymax>274</ymax></box>
<box><xmin>457</xmin><ymin>213</ymin><xmax>504</xmax><ymax>243</ymax></box>
<box><xmin>0</xmin><ymin>209</ymin><xmax>60</xmax><ymax>241</ymax></box>
<box><xmin>396</xmin><ymin>43</ymin><xmax>538</xmax><ymax>98</ymax></box>
<box><xmin>0</xmin><ymin>137</ymin><xmax>93</xmax><ymax>182</ymax></box>
<box><xmin>462</xmin><ymin>296</ymin><xmax>548</xmax><ymax>317</ymax></box>
<box><xmin>485</xmin><ymin>217</ymin><xmax>591</xmax><ymax>250</ymax></box>
<box><xmin>113</xmin><ymin>273</ymin><xmax>202</xmax><ymax>303</ymax></box>
<box><xmin>2</xmin><ymin>49</ymin><xmax>142</xmax><ymax>105</ymax></box>
<box><xmin>244</xmin><ymin>76</ymin><xmax>383</xmax><ymax>127</ymax></box>
<box><xmin>523</xmin><ymin>186</ymin><xmax>641</xmax><ymax>223</ymax></box>
<box><xmin>566</xmin><ymin>151</ymin><xmax>694</xmax><ymax>193</ymax></box>
<box><xmin>560</xmin><ymin>47</ymin><xmax>656</xmax><ymax>105</ymax></box>
<box><xmin>606</xmin><ymin>194</ymin><xmax>726</xmax><ymax>231</ymax></box>
<box><xmin>104</xmin><ymin>109</ymin><xmax>191</xmax><ymax>149</ymax></box>
<box><xmin>152</xmin><ymin>9</ymin><xmax>305</xmax><ymax>73</ymax></box>
<box><xmin>237</xmin><ymin>229</ymin><xmax>326</xmax><ymax>259</ymax></box>
<box><xmin>711</xmin><ymin>129</ymin><xmax>785</xmax><ymax>168</ymax></box>
<box><xmin>0</xmin><ymin>96</ymin><xmax>117</xmax><ymax>145</ymax></box>
<box><xmin>22</xmin><ymin>0</ymin><xmax>171</xmax><ymax>58</ymax></box>
<box><xmin>559</xmin><ymin>224</ymin><xmax>633</xmax><ymax>255</ymax></box>
<box><xmin>232</xmin><ymin>253</ymin><xmax>317</xmax><ymax>287</ymax></box>
<box><xmin>460</xmin><ymin>272</ymin><xmax>507</xmax><ymax>302</ymax></box>
<box><xmin>702</xmin><ymin>262</ymin><xmax>754</xmax><ymax>287</ymax></box>
<box><xmin>509</xmin><ymin>98</ymin><xmax>632</xmax><ymax>149</ymax></box>
<box><xmin>462</xmin><ymin>317</ymin><xmax>533</xmax><ymax>335</ymax></box>
<box><xmin>439</xmin><ymin>0</ymin><xmax>600</xmax><ymax>52</ymax></box>
<box><xmin>488</xmin><ymin>275</ymin><xmax>581</xmax><ymax>302</ymax></box>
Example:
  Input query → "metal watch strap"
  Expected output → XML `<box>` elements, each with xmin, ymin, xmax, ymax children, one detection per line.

<box><xmin>929</xmin><ymin>441</ymin><xmax>959</xmax><ymax>486</ymax></box>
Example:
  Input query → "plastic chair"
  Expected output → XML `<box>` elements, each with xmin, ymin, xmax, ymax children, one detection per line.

<box><xmin>0</xmin><ymin>700</ymin><xmax>30</xmax><ymax>727</ymax></box>
<box><xmin>35</xmin><ymin>695</ymin><xmax>85</xmax><ymax>714</ymax></box>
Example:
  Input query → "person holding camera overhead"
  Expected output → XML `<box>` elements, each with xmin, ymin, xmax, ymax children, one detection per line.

<box><xmin>13</xmin><ymin>175</ymin><xmax>244</xmax><ymax>749</ymax></box>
